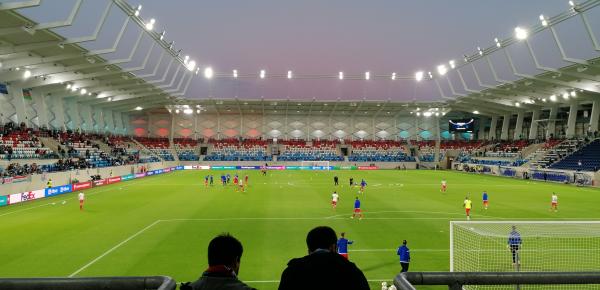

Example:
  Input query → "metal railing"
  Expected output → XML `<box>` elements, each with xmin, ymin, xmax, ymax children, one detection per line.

<box><xmin>0</xmin><ymin>276</ymin><xmax>176</xmax><ymax>290</ymax></box>
<box><xmin>394</xmin><ymin>272</ymin><xmax>600</xmax><ymax>290</ymax></box>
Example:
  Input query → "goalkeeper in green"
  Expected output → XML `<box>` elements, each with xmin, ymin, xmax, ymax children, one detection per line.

<box><xmin>507</xmin><ymin>225</ymin><xmax>522</xmax><ymax>266</ymax></box>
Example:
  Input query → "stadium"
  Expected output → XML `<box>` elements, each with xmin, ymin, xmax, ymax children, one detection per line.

<box><xmin>1</xmin><ymin>0</ymin><xmax>600</xmax><ymax>289</ymax></box>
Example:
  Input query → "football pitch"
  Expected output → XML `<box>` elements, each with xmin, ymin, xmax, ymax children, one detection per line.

<box><xmin>1</xmin><ymin>169</ymin><xmax>600</xmax><ymax>289</ymax></box>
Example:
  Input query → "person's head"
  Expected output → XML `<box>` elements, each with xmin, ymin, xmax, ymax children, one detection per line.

<box><xmin>207</xmin><ymin>233</ymin><xmax>243</xmax><ymax>274</ymax></box>
<box><xmin>306</xmin><ymin>226</ymin><xmax>337</xmax><ymax>254</ymax></box>
<box><xmin>403</xmin><ymin>240</ymin><xmax>407</xmax><ymax>245</ymax></box>
<box><xmin>334</xmin><ymin>191</ymin><xmax>337</xmax><ymax>194</ymax></box>
<box><xmin>512</xmin><ymin>225</ymin><xmax>517</xmax><ymax>231</ymax></box>
<box><xmin>340</xmin><ymin>232</ymin><xmax>345</xmax><ymax>238</ymax></box>
<box><xmin>355</xmin><ymin>197</ymin><xmax>359</xmax><ymax>200</ymax></box>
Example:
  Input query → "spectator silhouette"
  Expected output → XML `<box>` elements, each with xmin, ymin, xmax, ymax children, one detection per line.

<box><xmin>278</xmin><ymin>226</ymin><xmax>369</xmax><ymax>290</ymax></box>
<box><xmin>189</xmin><ymin>234</ymin><xmax>255</xmax><ymax>290</ymax></box>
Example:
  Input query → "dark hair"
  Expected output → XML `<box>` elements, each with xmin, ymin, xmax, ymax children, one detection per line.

<box><xmin>207</xmin><ymin>233</ymin><xmax>243</xmax><ymax>266</ymax></box>
<box><xmin>403</xmin><ymin>240</ymin><xmax>407</xmax><ymax>245</ymax></box>
<box><xmin>306</xmin><ymin>226</ymin><xmax>337</xmax><ymax>252</ymax></box>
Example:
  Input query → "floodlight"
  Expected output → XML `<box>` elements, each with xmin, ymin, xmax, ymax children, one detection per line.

<box><xmin>562</xmin><ymin>92</ymin><xmax>569</xmax><ymax>99</ymax></box>
<box><xmin>187</xmin><ymin>60</ymin><xmax>196</xmax><ymax>72</ymax></box>
<box><xmin>542</xmin><ymin>98</ymin><xmax>547</xmax><ymax>102</ymax></box>
<box><xmin>71</xmin><ymin>86</ymin><xmax>78</xmax><ymax>92</ymax></box>
<box><xmin>415</xmin><ymin>71</ymin><xmax>424</xmax><ymax>81</ymax></box>
<box><xmin>391</xmin><ymin>72</ymin><xmax>396</xmax><ymax>80</ymax></box>
<box><xmin>473</xmin><ymin>110</ymin><xmax>480</xmax><ymax>114</ymax></box>
<box><xmin>160</xmin><ymin>31</ymin><xmax>165</xmax><ymax>40</ymax></box>
<box><xmin>23</xmin><ymin>70</ymin><xmax>31</xmax><ymax>79</ymax></box>
<box><xmin>515</xmin><ymin>27</ymin><xmax>528</xmax><ymax>40</ymax></box>
<box><xmin>184</xmin><ymin>108</ymin><xmax>193</xmax><ymax>115</ymax></box>
<box><xmin>365</xmin><ymin>71</ymin><xmax>370</xmax><ymax>80</ymax></box>
<box><xmin>175</xmin><ymin>109</ymin><xmax>180</xmax><ymax>114</ymax></box>
<box><xmin>135</xmin><ymin>106</ymin><xmax>143</xmax><ymax>111</ymax></box>
<box><xmin>570</xmin><ymin>91</ymin><xmax>577</xmax><ymax>97</ymax></box>
<box><xmin>260</xmin><ymin>69</ymin><xmax>266</xmax><ymax>79</ymax></box>
<box><xmin>449</xmin><ymin>60</ymin><xmax>456</xmax><ymax>69</ymax></box>
<box><xmin>66</xmin><ymin>84</ymin><xmax>71</xmax><ymax>89</ymax></box>
<box><xmin>145</xmin><ymin>18</ymin><xmax>155</xmax><ymax>31</ymax></box>
<box><xmin>540</xmin><ymin>15</ymin><xmax>548</xmax><ymax>26</ymax></box>
<box><xmin>233</xmin><ymin>69</ymin><xmax>238</xmax><ymax>78</ymax></box>
<box><xmin>134</xmin><ymin>5</ymin><xmax>142</xmax><ymax>16</ymax></box>
<box><xmin>107</xmin><ymin>97</ymin><xmax>112</xmax><ymax>101</ymax></box>
<box><xmin>515</xmin><ymin>102</ymin><xmax>521</xmax><ymax>107</ymax></box>
<box><xmin>437</xmin><ymin>65</ymin><xmax>448</xmax><ymax>76</ymax></box>
<box><xmin>204</xmin><ymin>67</ymin><xmax>214</xmax><ymax>79</ymax></box>
<box><xmin>416</xmin><ymin>112</ymin><xmax>421</xmax><ymax>116</ymax></box>
<box><xmin>80</xmin><ymin>88</ymin><xmax>87</xmax><ymax>95</ymax></box>
<box><xmin>550</xmin><ymin>94</ymin><xmax>557</xmax><ymax>102</ymax></box>
<box><xmin>287</xmin><ymin>70</ymin><xmax>293</xmax><ymax>79</ymax></box>
<box><xmin>338</xmin><ymin>71</ymin><xmax>344</xmax><ymax>80</ymax></box>
<box><xmin>196</xmin><ymin>109</ymin><xmax>201</xmax><ymax>114</ymax></box>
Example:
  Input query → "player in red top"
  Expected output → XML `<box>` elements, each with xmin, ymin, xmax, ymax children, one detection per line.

<box><xmin>441</xmin><ymin>179</ymin><xmax>447</xmax><ymax>192</ymax></box>
<box><xmin>233</xmin><ymin>175</ymin><xmax>239</xmax><ymax>186</ymax></box>
<box><xmin>244</xmin><ymin>175</ymin><xmax>249</xmax><ymax>186</ymax></box>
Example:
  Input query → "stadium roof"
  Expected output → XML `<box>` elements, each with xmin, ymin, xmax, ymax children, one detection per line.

<box><xmin>1</xmin><ymin>0</ymin><xmax>599</xmax><ymax>116</ymax></box>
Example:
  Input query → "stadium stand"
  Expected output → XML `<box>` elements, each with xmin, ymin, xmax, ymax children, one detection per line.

<box><xmin>348</xmin><ymin>140</ymin><xmax>415</xmax><ymax>162</ymax></box>
<box><xmin>205</xmin><ymin>139</ymin><xmax>271</xmax><ymax>161</ymax></box>
<box><xmin>549</xmin><ymin>139</ymin><xmax>600</xmax><ymax>172</ymax></box>
<box><xmin>134</xmin><ymin>137</ymin><xmax>175</xmax><ymax>161</ymax></box>
<box><xmin>278</xmin><ymin>140</ymin><xmax>343</xmax><ymax>161</ymax></box>
<box><xmin>174</xmin><ymin>138</ymin><xmax>200</xmax><ymax>161</ymax></box>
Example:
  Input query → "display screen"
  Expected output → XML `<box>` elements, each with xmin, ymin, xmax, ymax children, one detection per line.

<box><xmin>449</xmin><ymin>119</ymin><xmax>475</xmax><ymax>133</ymax></box>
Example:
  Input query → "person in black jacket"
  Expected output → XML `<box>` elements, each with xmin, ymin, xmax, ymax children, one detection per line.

<box><xmin>278</xmin><ymin>226</ymin><xmax>369</xmax><ymax>290</ymax></box>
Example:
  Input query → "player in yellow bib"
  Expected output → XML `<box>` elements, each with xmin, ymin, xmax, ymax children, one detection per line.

<box><xmin>463</xmin><ymin>196</ymin><xmax>472</xmax><ymax>220</ymax></box>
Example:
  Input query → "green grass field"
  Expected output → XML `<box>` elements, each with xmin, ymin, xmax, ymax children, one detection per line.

<box><xmin>1</xmin><ymin>169</ymin><xmax>600</xmax><ymax>289</ymax></box>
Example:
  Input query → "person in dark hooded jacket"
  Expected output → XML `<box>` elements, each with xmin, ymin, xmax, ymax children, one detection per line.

<box><xmin>278</xmin><ymin>226</ymin><xmax>369</xmax><ymax>290</ymax></box>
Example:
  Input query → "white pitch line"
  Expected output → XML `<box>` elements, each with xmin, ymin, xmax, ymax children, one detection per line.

<box><xmin>244</xmin><ymin>279</ymin><xmax>391</xmax><ymax>283</ymax></box>
<box><xmin>350</xmin><ymin>249</ymin><xmax>448</xmax><ymax>252</ymax></box>
<box><xmin>69</xmin><ymin>219</ymin><xmax>162</xmax><ymax>277</ymax></box>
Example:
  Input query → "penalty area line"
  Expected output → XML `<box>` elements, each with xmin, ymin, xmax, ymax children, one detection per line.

<box><xmin>68</xmin><ymin>220</ymin><xmax>162</xmax><ymax>277</ymax></box>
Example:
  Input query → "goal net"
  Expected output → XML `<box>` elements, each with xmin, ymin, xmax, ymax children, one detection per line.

<box><xmin>450</xmin><ymin>221</ymin><xmax>600</xmax><ymax>289</ymax></box>
<box><xmin>300</xmin><ymin>161</ymin><xmax>330</xmax><ymax>169</ymax></box>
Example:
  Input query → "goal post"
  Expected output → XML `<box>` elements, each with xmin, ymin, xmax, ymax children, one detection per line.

<box><xmin>450</xmin><ymin>221</ymin><xmax>600</xmax><ymax>275</ymax></box>
<box><xmin>300</xmin><ymin>161</ymin><xmax>330</xmax><ymax>169</ymax></box>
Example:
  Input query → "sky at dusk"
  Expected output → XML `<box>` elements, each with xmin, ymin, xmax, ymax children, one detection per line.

<box><xmin>15</xmin><ymin>0</ymin><xmax>600</xmax><ymax>101</ymax></box>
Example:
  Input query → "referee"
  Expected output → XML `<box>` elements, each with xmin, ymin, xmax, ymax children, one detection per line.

<box><xmin>507</xmin><ymin>225</ymin><xmax>522</xmax><ymax>267</ymax></box>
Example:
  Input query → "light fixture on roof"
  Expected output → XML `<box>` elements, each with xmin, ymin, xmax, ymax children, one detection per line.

<box><xmin>184</xmin><ymin>108</ymin><xmax>193</xmax><ymax>115</ymax></box>
<box><xmin>196</xmin><ymin>109</ymin><xmax>201</xmax><ymax>114</ymax></box>
<box><xmin>435</xmin><ymin>112</ymin><xmax>440</xmax><ymax>116</ymax></box>
<box><xmin>515</xmin><ymin>27</ymin><xmax>528</xmax><ymax>40</ymax></box>
<box><xmin>23</xmin><ymin>70</ymin><xmax>31</xmax><ymax>79</ymax></box>
<box><xmin>416</xmin><ymin>112</ymin><xmax>421</xmax><ymax>116</ymax></box>
<box><xmin>416</xmin><ymin>107</ymin><xmax>420</xmax><ymax>111</ymax></box>
<box><xmin>477</xmin><ymin>46</ymin><xmax>483</xmax><ymax>55</ymax></box>
<box><xmin>365</xmin><ymin>71</ymin><xmax>370</xmax><ymax>80</ymax></box>
<box><xmin>540</xmin><ymin>15</ymin><xmax>548</xmax><ymax>27</ymax></box>
<box><xmin>259</xmin><ymin>69</ymin><xmax>266</xmax><ymax>79</ymax></box>
<box><xmin>66</xmin><ymin>84</ymin><xmax>71</xmax><ymax>89</ymax></box>
<box><xmin>134</xmin><ymin>4</ymin><xmax>142</xmax><ymax>16</ymax></box>
<box><xmin>187</xmin><ymin>60</ymin><xmax>196</xmax><ymax>72</ymax></box>
<box><xmin>391</xmin><ymin>72</ymin><xmax>396</xmax><ymax>80</ymax></box>
<box><xmin>287</xmin><ymin>70</ymin><xmax>293</xmax><ymax>79</ymax></box>
<box><xmin>233</xmin><ymin>69</ymin><xmax>238</xmax><ymax>78</ymax></box>
<box><xmin>570</xmin><ymin>91</ymin><xmax>577</xmax><ymax>97</ymax></box>
<box><xmin>160</xmin><ymin>31</ymin><xmax>165</xmax><ymax>40</ymax></box>
<box><xmin>71</xmin><ymin>86</ymin><xmax>78</xmax><ymax>92</ymax></box>
<box><xmin>204</xmin><ymin>67</ymin><xmax>214</xmax><ymax>79</ymax></box>
<box><xmin>107</xmin><ymin>97</ymin><xmax>112</xmax><ymax>101</ymax></box>
<box><xmin>145</xmin><ymin>18</ymin><xmax>155</xmax><ymax>31</ymax></box>
<box><xmin>542</xmin><ymin>98</ymin><xmax>547</xmax><ymax>102</ymax></box>
<box><xmin>562</xmin><ymin>92</ymin><xmax>569</xmax><ymax>100</ymax></box>
<box><xmin>569</xmin><ymin>1</ymin><xmax>576</xmax><ymax>7</ymax></box>
<box><xmin>338</xmin><ymin>71</ymin><xmax>344</xmax><ymax>80</ymax></box>
<box><xmin>449</xmin><ymin>60</ymin><xmax>456</xmax><ymax>69</ymax></box>
<box><xmin>473</xmin><ymin>110</ymin><xmax>480</xmax><ymax>114</ymax></box>
<box><xmin>415</xmin><ymin>71</ymin><xmax>424</xmax><ymax>82</ymax></box>
<box><xmin>515</xmin><ymin>102</ymin><xmax>521</xmax><ymax>107</ymax></box>
<box><xmin>494</xmin><ymin>38</ymin><xmax>501</xmax><ymax>48</ymax></box>
<box><xmin>428</xmin><ymin>71</ymin><xmax>433</xmax><ymax>79</ymax></box>
<box><xmin>175</xmin><ymin>109</ymin><xmax>180</xmax><ymax>114</ymax></box>
<box><xmin>550</xmin><ymin>94</ymin><xmax>557</xmax><ymax>102</ymax></box>
<box><xmin>135</xmin><ymin>106</ymin><xmax>143</xmax><ymax>111</ymax></box>
<box><xmin>437</xmin><ymin>64</ymin><xmax>448</xmax><ymax>76</ymax></box>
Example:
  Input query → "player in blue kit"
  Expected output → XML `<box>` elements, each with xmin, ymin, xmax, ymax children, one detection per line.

<box><xmin>359</xmin><ymin>179</ymin><xmax>367</xmax><ymax>193</ymax></box>
<box><xmin>351</xmin><ymin>197</ymin><xmax>363</xmax><ymax>220</ymax></box>
<box><xmin>337</xmin><ymin>232</ymin><xmax>354</xmax><ymax>260</ymax></box>
<box><xmin>482</xmin><ymin>191</ymin><xmax>489</xmax><ymax>209</ymax></box>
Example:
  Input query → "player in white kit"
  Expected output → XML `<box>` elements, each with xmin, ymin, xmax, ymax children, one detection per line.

<box><xmin>332</xmin><ymin>191</ymin><xmax>339</xmax><ymax>209</ymax></box>
<box><xmin>79</xmin><ymin>192</ymin><xmax>85</xmax><ymax>211</ymax></box>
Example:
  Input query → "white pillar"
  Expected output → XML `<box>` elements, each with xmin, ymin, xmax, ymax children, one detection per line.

<box><xmin>566</xmin><ymin>102</ymin><xmax>578</xmax><ymax>138</ymax></box>
<box><xmin>170</xmin><ymin>113</ymin><xmax>175</xmax><ymax>141</ymax></box>
<box><xmin>589</xmin><ymin>100</ymin><xmax>599</xmax><ymax>135</ymax></box>
<box><xmin>529</xmin><ymin>110</ymin><xmax>540</xmax><ymax>140</ymax></box>
<box><xmin>33</xmin><ymin>91</ymin><xmax>49</xmax><ymax>128</ymax></box>
<box><xmin>8</xmin><ymin>86</ymin><xmax>28</xmax><ymax>126</ymax></box>
<box><xmin>53</xmin><ymin>97</ymin><xmax>67</xmax><ymax>131</ymax></box>
<box><xmin>434</xmin><ymin>116</ymin><xmax>441</xmax><ymax>162</ymax></box>
<box><xmin>478</xmin><ymin>117</ymin><xmax>487</xmax><ymax>140</ymax></box>
<box><xmin>513</xmin><ymin>112</ymin><xmax>524</xmax><ymax>140</ymax></box>
<box><xmin>547</xmin><ymin>106</ymin><xmax>558</xmax><ymax>139</ymax></box>
<box><xmin>488</xmin><ymin>115</ymin><xmax>498</xmax><ymax>141</ymax></box>
<box><xmin>500</xmin><ymin>114</ymin><xmax>511</xmax><ymax>140</ymax></box>
<box><xmin>69</xmin><ymin>99</ymin><xmax>81</xmax><ymax>130</ymax></box>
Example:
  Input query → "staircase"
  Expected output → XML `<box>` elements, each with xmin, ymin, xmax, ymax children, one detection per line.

<box><xmin>130</xmin><ymin>138</ymin><xmax>164</xmax><ymax>161</ymax></box>
<box><xmin>91</xmin><ymin>140</ymin><xmax>113</xmax><ymax>155</ymax></box>
<box><xmin>169</xmin><ymin>139</ymin><xmax>180</xmax><ymax>162</ymax></box>
<box><xmin>38</xmin><ymin>136</ymin><xmax>63</xmax><ymax>157</ymax></box>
